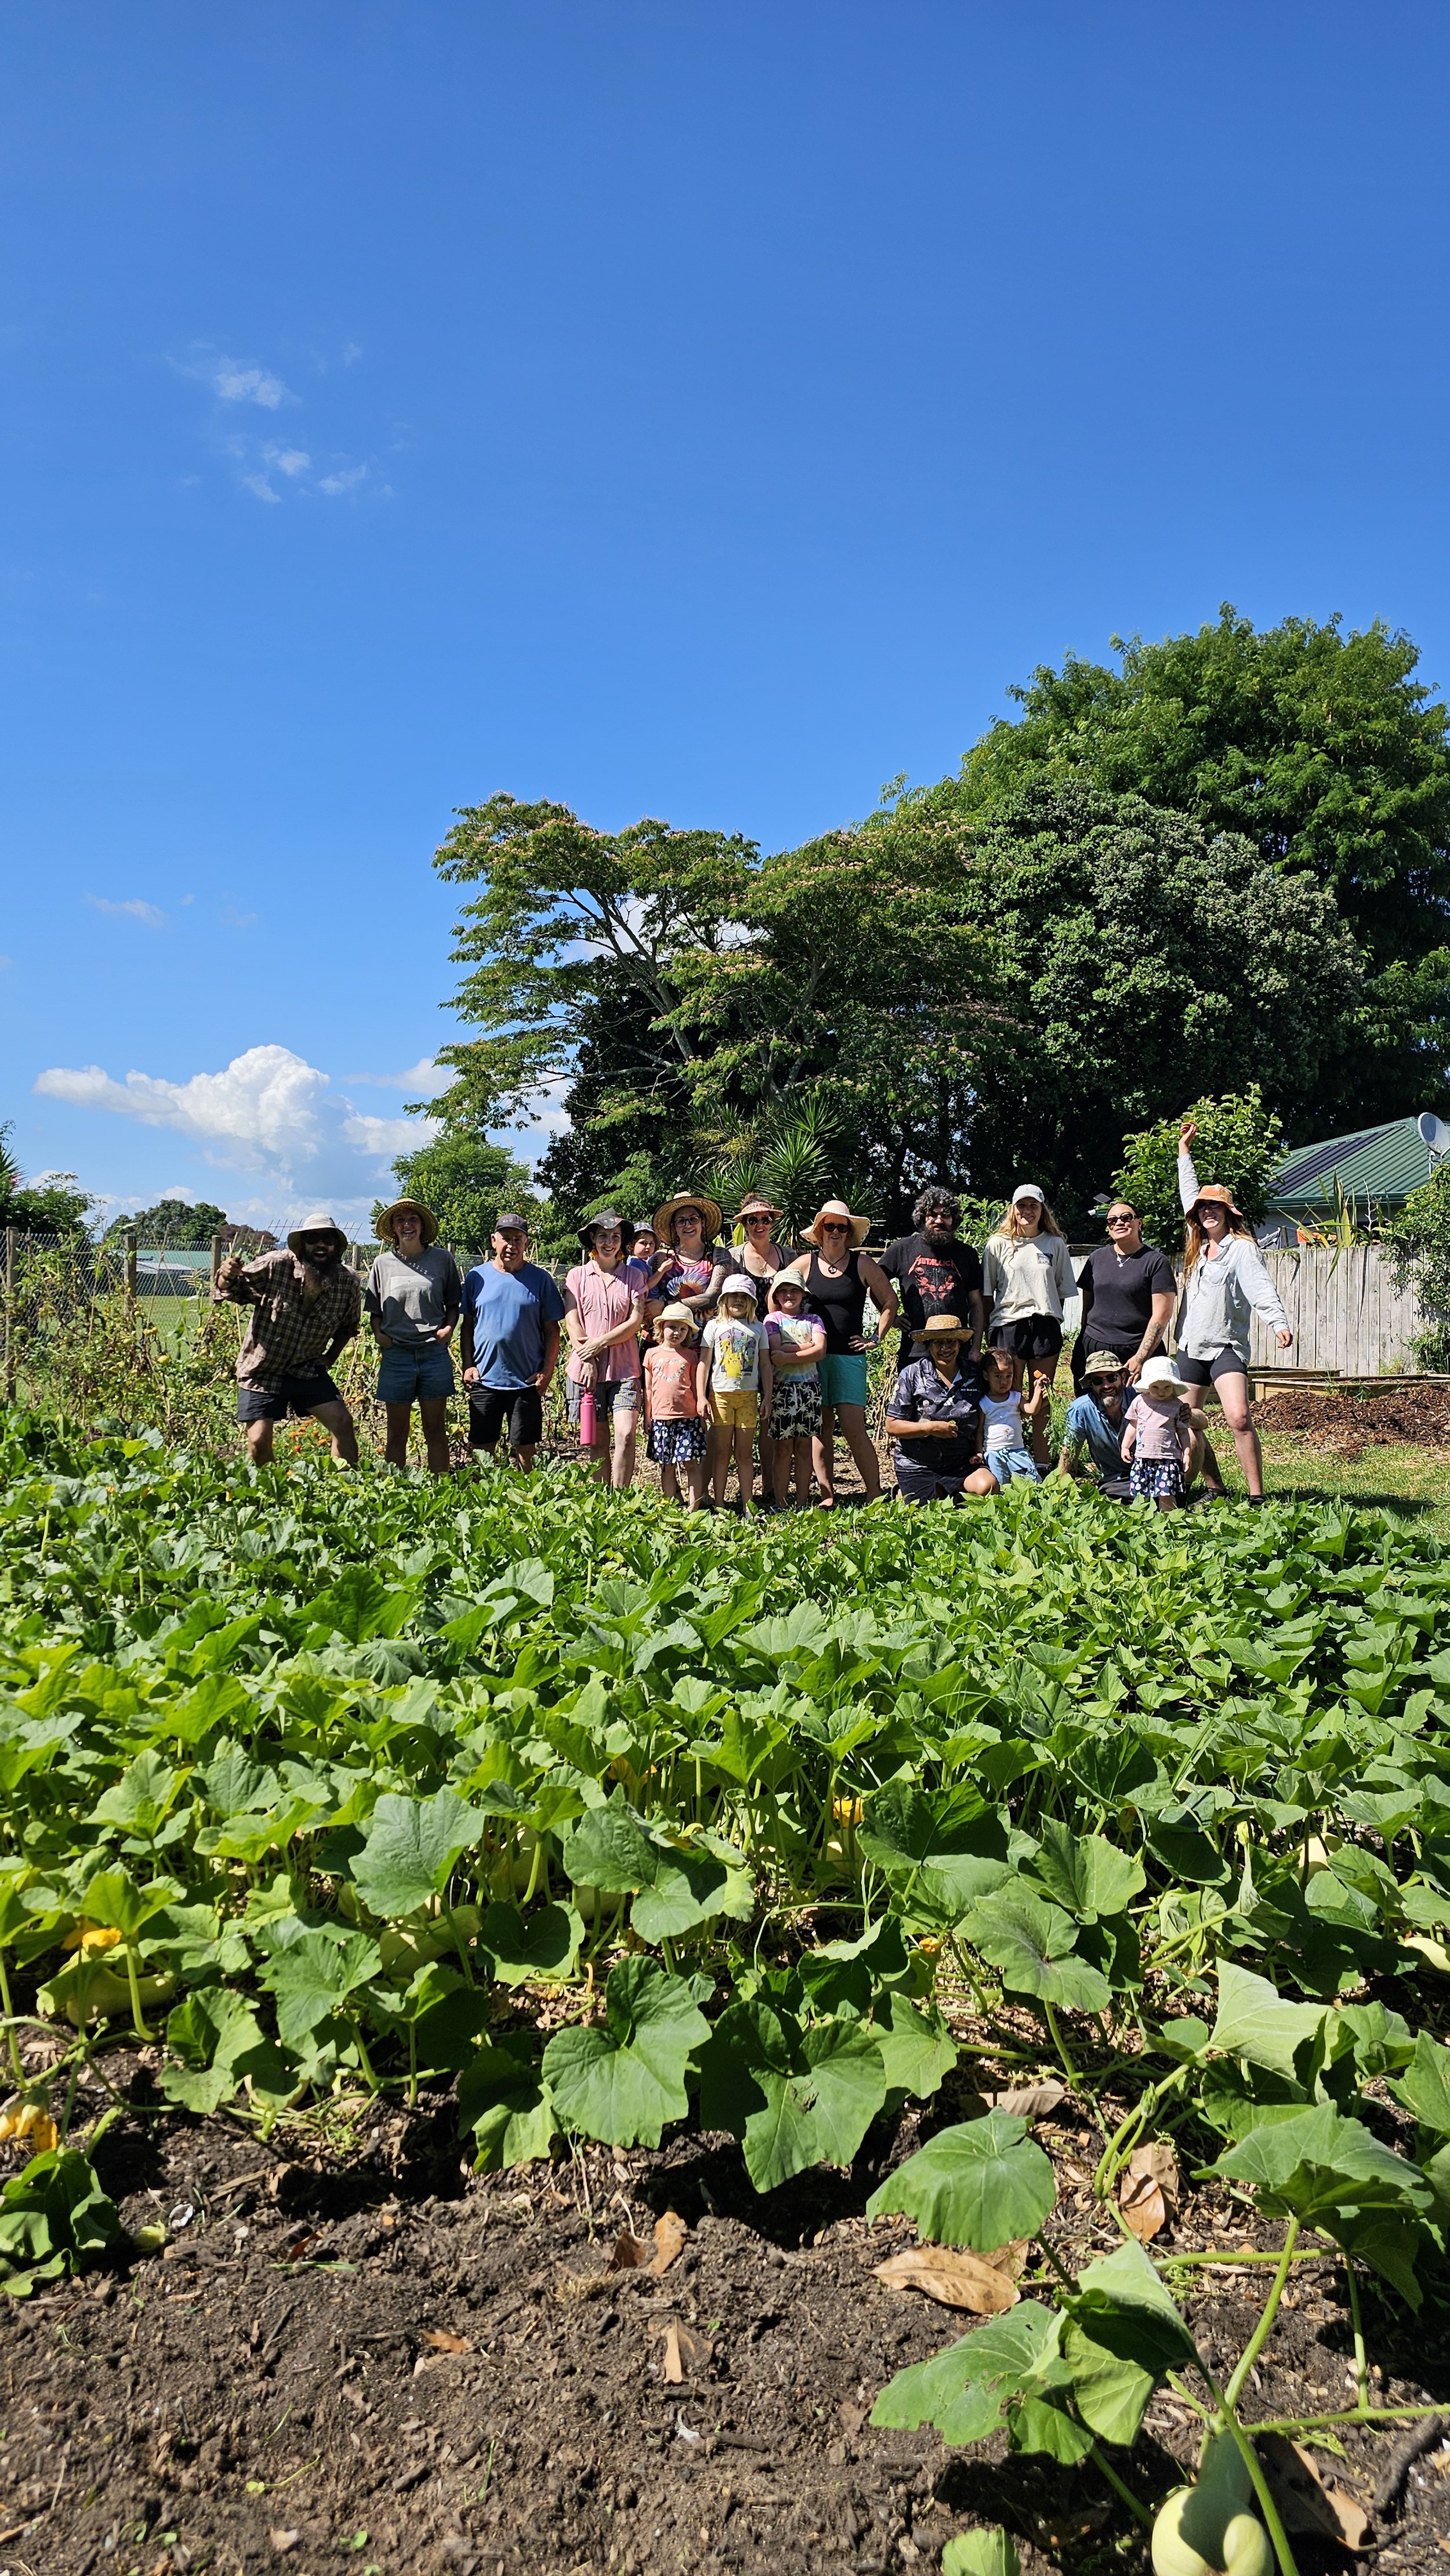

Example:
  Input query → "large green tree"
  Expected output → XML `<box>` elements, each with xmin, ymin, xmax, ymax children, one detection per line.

<box><xmin>0</xmin><ymin>1125</ymin><xmax>94</xmax><ymax>1237</ymax></box>
<box><xmin>950</xmin><ymin>606</ymin><xmax>1450</xmax><ymax>971</ymax></box>
<box><xmin>103</xmin><ymin>1197</ymin><xmax>228</xmax><ymax>1246</ymax></box>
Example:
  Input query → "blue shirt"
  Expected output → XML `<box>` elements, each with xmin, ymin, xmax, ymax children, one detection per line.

<box><xmin>1064</xmin><ymin>1392</ymin><xmax>1128</xmax><ymax>1482</ymax></box>
<box><xmin>462</xmin><ymin>1260</ymin><xmax>566</xmax><ymax>1391</ymax></box>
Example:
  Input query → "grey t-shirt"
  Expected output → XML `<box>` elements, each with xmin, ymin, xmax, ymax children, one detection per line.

<box><xmin>365</xmin><ymin>1244</ymin><xmax>463</xmax><ymax>1348</ymax></box>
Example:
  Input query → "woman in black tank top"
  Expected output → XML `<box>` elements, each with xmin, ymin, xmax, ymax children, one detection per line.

<box><xmin>799</xmin><ymin>1200</ymin><xmax>899</xmax><ymax>1505</ymax></box>
<box><xmin>804</xmin><ymin>1244</ymin><xmax>867</xmax><ymax>1350</ymax></box>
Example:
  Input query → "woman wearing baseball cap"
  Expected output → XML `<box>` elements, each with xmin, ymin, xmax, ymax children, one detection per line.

<box><xmin>1176</xmin><ymin>1121</ymin><xmax>1293</xmax><ymax>1502</ymax></box>
<box><xmin>981</xmin><ymin>1185</ymin><xmax>1077</xmax><ymax>1415</ymax></box>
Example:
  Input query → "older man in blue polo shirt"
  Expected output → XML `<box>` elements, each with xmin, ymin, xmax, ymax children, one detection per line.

<box><xmin>460</xmin><ymin>1211</ymin><xmax>566</xmax><ymax>1472</ymax></box>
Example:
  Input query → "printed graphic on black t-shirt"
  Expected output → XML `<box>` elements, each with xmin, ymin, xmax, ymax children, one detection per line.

<box><xmin>879</xmin><ymin>1233</ymin><xmax>984</xmax><ymax>1336</ymax></box>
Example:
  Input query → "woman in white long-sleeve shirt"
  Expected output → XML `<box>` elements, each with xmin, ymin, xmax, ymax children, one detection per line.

<box><xmin>982</xmin><ymin>1183</ymin><xmax>1078</xmax><ymax>1435</ymax></box>
<box><xmin>1176</xmin><ymin>1120</ymin><xmax>1292</xmax><ymax>1502</ymax></box>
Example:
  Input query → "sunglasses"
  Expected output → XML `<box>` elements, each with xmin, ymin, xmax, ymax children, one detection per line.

<box><xmin>1105</xmin><ymin>1213</ymin><xmax>1136</xmax><ymax>1228</ymax></box>
<box><xmin>820</xmin><ymin>1221</ymin><xmax>849</xmax><ymax>1234</ymax></box>
<box><xmin>744</xmin><ymin>1214</ymin><xmax>773</xmax><ymax>1228</ymax></box>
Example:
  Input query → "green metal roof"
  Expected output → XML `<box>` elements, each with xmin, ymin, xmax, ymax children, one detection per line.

<box><xmin>1271</xmin><ymin>1116</ymin><xmax>1444</xmax><ymax>1215</ymax></box>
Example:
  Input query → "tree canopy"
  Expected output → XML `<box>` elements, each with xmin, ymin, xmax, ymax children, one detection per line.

<box><xmin>0</xmin><ymin>1125</ymin><xmax>94</xmax><ymax>1238</ymax></box>
<box><xmin>103</xmin><ymin>1197</ymin><xmax>228</xmax><ymax>1246</ymax></box>
<box><xmin>949</xmin><ymin>605</ymin><xmax>1450</xmax><ymax>969</ymax></box>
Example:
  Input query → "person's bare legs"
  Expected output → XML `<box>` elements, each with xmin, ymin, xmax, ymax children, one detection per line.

<box><xmin>683</xmin><ymin>1461</ymin><xmax>706</xmax><ymax>1510</ymax></box>
<box><xmin>1210</xmin><ymin>1370</ymin><xmax>1264</xmax><ymax>1497</ymax></box>
<box><xmin>383</xmin><ymin>1401</ymin><xmax>413</xmax><ymax>1467</ymax></box>
<box><xmin>813</xmin><ymin>1407</ymin><xmax>838</xmax><ymax>1506</ymax></box>
<box><xmin>245</xmin><ymin>1417</ymin><xmax>276</xmax><ymax>1466</ymax></box>
<box><xmin>1185</xmin><ymin>1405</ymin><xmax>1228</xmax><ymax>1493</ymax></box>
<box><xmin>419</xmin><ymin>1396</ymin><xmax>451</xmax><ymax>1474</ymax></box>
<box><xmin>961</xmin><ymin>1466</ymin><xmax>1000</xmax><ymax>1500</ymax></box>
<box><xmin>309</xmin><ymin>1398</ymin><xmax>359</xmax><ymax>1466</ymax></box>
<box><xmin>756</xmin><ymin>1425</ymin><xmax>777</xmax><ymax>1506</ymax></box>
<box><xmin>833</xmin><ymin>1402</ymin><xmax>881</xmax><ymax>1501</ymax></box>
<box><xmin>709</xmin><ymin>1416</ymin><xmax>731</xmax><ymax>1507</ymax></box>
<box><xmin>610</xmin><ymin>1408</ymin><xmax>637</xmax><ymax>1489</ymax></box>
<box><xmin>734</xmin><ymin>1420</ymin><xmax>755</xmax><ymax>1511</ymax></box>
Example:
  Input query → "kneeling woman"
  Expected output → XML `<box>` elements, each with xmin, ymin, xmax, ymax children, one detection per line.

<box><xmin>885</xmin><ymin>1312</ymin><xmax>999</xmax><ymax>1505</ymax></box>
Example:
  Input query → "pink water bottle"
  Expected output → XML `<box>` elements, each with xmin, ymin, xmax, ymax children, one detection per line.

<box><xmin>578</xmin><ymin>1387</ymin><xmax>596</xmax><ymax>1448</ymax></box>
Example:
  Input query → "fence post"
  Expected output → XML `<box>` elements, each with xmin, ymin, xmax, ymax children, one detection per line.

<box><xmin>3</xmin><ymin>1227</ymin><xmax>13</xmax><ymax>1402</ymax></box>
<box><xmin>124</xmin><ymin>1225</ymin><xmax>137</xmax><ymax>1312</ymax></box>
<box><xmin>210</xmin><ymin>1229</ymin><xmax>226</xmax><ymax>1286</ymax></box>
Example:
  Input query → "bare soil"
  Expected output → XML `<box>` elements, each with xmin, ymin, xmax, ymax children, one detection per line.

<box><xmin>1253</xmin><ymin>1387</ymin><xmax>1450</xmax><ymax>1458</ymax></box>
<box><xmin>4</xmin><ymin>2075</ymin><xmax>1450</xmax><ymax>2576</ymax></box>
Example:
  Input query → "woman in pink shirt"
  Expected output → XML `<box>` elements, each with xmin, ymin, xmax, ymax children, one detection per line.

<box><xmin>564</xmin><ymin>1211</ymin><xmax>645</xmax><ymax>1489</ymax></box>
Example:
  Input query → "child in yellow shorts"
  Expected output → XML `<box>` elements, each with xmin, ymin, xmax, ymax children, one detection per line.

<box><xmin>698</xmin><ymin>1274</ymin><xmax>774</xmax><ymax>1514</ymax></box>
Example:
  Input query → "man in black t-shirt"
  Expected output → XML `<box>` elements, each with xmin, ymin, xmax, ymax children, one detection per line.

<box><xmin>1073</xmin><ymin>1197</ymin><xmax>1176</xmax><ymax>1387</ymax></box>
<box><xmin>879</xmin><ymin>1189</ymin><xmax>988</xmax><ymax>1367</ymax></box>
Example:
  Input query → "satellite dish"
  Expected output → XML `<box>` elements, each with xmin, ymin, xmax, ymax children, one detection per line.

<box><xmin>1419</xmin><ymin>1112</ymin><xmax>1450</xmax><ymax>1156</ymax></box>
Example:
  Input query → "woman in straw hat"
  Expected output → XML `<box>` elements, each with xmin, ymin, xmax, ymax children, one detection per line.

<box><xmin>800</xmin><ymin>1199</ymin><xmax>898</xmax><ymax>1505</ymax></box>
<box><xmin>734</xmin><ymin>1192</ymin><xmax>789</xmax><ymax>1502</ymax></box>
<box><xmin>366</xmin><ymin>1199</ymin><xmax>463</xmax><ymax>1473</ymax></box>
<box><xmin>1176</xmin><ymin>1121</ymin><xmax>1293</xmax><ymax>1502</ymax></box>
<box><xmin>646</xmin><ymin>1193</ymin><xmax>728</xmax><ymax>1336</ymax></box>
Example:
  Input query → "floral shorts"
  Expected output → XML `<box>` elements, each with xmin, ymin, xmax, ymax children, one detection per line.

<box><xmin>647</xmin><ymin>1417</ymin><xmax>708</xmax><ymax>1465</ymax></box>
<box><xmin>1130</xmin><ymin>1457</ymin><xmax>1185</xmax><ymax>1500</ymax></box>
<box><xmin>767</xmin><ymin>1374</ymin><xmax>822</xmax><ymax>1439</ymax></box>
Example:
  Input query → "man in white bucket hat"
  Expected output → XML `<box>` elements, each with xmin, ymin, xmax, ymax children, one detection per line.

<box><xmin>214</xmin><ymin>1212</ymin><xmax>362</xmax><ymax>1466</ymax></box>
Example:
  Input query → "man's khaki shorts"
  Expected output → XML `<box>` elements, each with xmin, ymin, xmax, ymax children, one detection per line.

<box><xmin>709</xmin><ymin>1388</ymin><xmax>759</xmax><ymax>1430</ymax></box>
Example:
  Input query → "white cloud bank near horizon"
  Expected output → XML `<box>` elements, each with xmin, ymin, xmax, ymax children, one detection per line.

<box><xmin>34</xmin><ymin>1043</ymin><xmax>436</xmax><ymax>1229</ymax></box>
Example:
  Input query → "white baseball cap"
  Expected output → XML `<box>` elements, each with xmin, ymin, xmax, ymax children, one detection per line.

<box><xmin>1010</xmin><ymin>1182</ymin><xmax>1045</xmax><ymax>1205</ymax></box>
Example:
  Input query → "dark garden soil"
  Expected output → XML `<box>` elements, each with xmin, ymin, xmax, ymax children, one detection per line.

<box><xmin>1255</xmin><ymin>1388</ymin><xmax>1450</xmax><ymax>1457</ymax></box>
<box><xmin>4</xmin><ymin>2071</ymin><xmax>1450</xmax><ymax>2576</ymax></box>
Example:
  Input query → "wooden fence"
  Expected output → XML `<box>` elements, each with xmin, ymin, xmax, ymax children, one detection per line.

<box><xmin>1243</xmin><ymin>1245</ymin><xmax>1423</xmax><ymax>1377</ymax></box>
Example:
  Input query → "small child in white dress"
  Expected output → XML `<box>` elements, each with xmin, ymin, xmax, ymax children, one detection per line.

<box><xmin>980</xmin><ymin>1345</ymin><xmax>1046</xmax><ymax>1487</ymax></box>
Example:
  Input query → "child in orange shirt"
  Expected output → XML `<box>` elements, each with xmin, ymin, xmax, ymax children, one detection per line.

<box><xmin>642</xmin><ymin>1303</ymin><xmax>708</xmax><ymax>1508</ymax></box>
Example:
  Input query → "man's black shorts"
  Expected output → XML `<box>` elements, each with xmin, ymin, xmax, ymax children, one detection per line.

<box><xmin>469</xmin><ymin>1385</ymin><xmax>543</xmax><ymax>1452</ymax></box>
<box><xmin>989</xmin><ymin>1316</ymin><xmax>1063</xmax><ymax>1366</ymax></box>
<box><xmin>237</xmin><ymin>1370</ymin><xmax>345</xmax><ymax>1424</ymax></box>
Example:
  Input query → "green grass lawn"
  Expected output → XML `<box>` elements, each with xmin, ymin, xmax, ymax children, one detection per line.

<box><xmin>1254</xmin><ymin>1432</ymin><xmax>1450</xmax><ymax>1533</ymax></box>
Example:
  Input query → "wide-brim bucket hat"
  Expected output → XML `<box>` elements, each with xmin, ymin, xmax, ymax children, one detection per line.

<box><xmin>376</xmin><ymin>1196</ymin><xmax>440</xmax><ymax>1247</ymax></box>
<box><xmin>806</xmin><ymin>1198</ymin><xmax>871</xmax><ymax>1249</ymax></box>
<box><xmin>287</xmin><ymin>1210</ymin><xmax>348</xmax><ymax>1256</ymax></box>
<box><xmin>658</xmin><ymin>1301</ymin><xmax>695</xmax><ymax>1329</ymax></box>
<box><xmin>654</xmin><ymin>1191</ymin><xmax>724</xmax><ymax>1242</ymax></box>
<box><xmin>1190</xmin><ymin>1183</ymin><xmax>1245</xmax><ymax>1220</ymax></box>
<box><xmin>577</xmin><ymin>1207</ymin><xmax>635</xmax><ymax>1253</ymax></box>
<box><xmin>767</xmin><ymin>1266</ymin><xmax>809</xmax><ymax>1309</ymax></box>
<box><xmin>1082</xmin><ymin>1347</ymin><xmax>1129</xmax><ymax>1378</ymax></box>
<box><xmin>918</xmin><ymin>1312</ymin><xmax>965</xmax><ymax>1338</ymax></box>
<box><xmin>1139</xmin><ymin>1356</ymin><xmax>1190</xmax><ymax>1397</ymax></box>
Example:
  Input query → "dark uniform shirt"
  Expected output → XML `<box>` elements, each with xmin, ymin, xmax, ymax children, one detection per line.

<box><xmin>890</xmin><ymin>1355</ymin><xmax>984</xmax><ymax>1481</ymax></box>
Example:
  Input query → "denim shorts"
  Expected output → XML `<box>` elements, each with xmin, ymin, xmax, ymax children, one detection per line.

<box><xmin>816</xmin><ymin>1351</ymin><xmax>869</xmax><ymax>1409</ymax></box>
<box><xmin>376</xmin><ymin>1341</ymin><xmax>456</xmax><ymax>1403</ymax></box>
<box><xmin>985</xmin><ymin>1445</ymin><xmax>1041</xmax><ymax>1485</ymax></box>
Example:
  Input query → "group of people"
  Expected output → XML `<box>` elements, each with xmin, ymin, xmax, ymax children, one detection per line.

<box><xmin>212</xmin><ymin>1116</ymin><xmax>1295</xmax><ymax>1508</ymax></box>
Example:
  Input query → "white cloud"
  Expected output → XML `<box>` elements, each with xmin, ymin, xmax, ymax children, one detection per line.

<box><xmin>345</xmin><ymin>1058</ymin><xmax>437</xmax><ymax>1090</ymax></box>
<box><xmin>318</xmin><ymin>462</ymin><xmax>368</xmax><ymax>497</ymax></box>
<box><xmin>213</xmin><ymin>360</ymin><xmax>288</xmax><ymax>409</ymax></box>
<box><xmin>32</xmin><ymin>1044</ymin><xmax>438</xmax><ymax>1206</ymax></box>
<box><xmin>265</xmin><ymin>445</ymin><xmax>310</xmax><ymax>477</ymax></box>
<box><xmin>86</xmin><ymin>895</ymin><xmax>166</xmax><ymax>928</ymax></box>
<box><xmin>242</xmin><ymin>473</ymin><xmax>281</xmax><ymax>505</ymax></box>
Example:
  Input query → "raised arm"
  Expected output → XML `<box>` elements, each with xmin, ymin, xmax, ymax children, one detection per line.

<box><xmin>1178</xmin><ymin>1118</ymin><xmax>1202</xmax><ymax>1214</ymax></box>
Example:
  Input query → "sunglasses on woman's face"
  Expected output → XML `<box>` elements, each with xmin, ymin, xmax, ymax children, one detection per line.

<box><xmin>820</xmin><ymin>1221</ymin><xmax>849</xmax><ymax>1235</ymax></box>
<box><xmin>1106</xmin><ymin>1213</ymin><xmax>1135</xmax><ymax>1228</ymax></box>
<box><xmin>744</xmin><ymin>1214</ymin><xmax>773</xmax><ymax>1228</ymax></box>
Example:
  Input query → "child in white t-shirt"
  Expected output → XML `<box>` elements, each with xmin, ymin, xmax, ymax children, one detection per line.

<box><xmin>698</xmin><ymin>1276</ymin><xmax>774</xmax><ymax>1514</ymax></box>
<box><xmin>979</xmin><ymin>1345</ymin><xmax>1046</xmax><ymax>1488</ymax></box>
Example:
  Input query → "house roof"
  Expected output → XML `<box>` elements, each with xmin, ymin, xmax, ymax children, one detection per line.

<box><xmin>1272</xmin><ymin>1115</ymin><xmax>1443</xmax><ymax>1215</ymax></box>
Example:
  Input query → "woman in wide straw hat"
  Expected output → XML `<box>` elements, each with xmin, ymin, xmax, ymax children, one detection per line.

<box><xmin>365</xmin><ymin>1198</ymin><xmax>462</xmax><ymax>1474</ymax></box>
<box><xmin>1175</xmin><ymin>1120</ymin><xmax>1292</xmax><ymax>1502</ymax></box>
<box><xmin>799</xmin><ymin>1199</ymin><xmax>898</xmax><ymax>1505</ymax></box>
<box><xmin>885</xmin><ymin>1311</ymin><xmax>999</xmax><ymax>1507</ymax></box>
<box><xmin>646</xmin><ymin>1192</ymin><xmax>728</xmax><ymax>1338</ymax></box>
<box><xmin>733</xmin><ymin>1192</ymin><xmax>789</xmax><ymax>1503</ymax></box>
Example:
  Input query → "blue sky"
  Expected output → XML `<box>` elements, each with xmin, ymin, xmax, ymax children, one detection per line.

<box><xmin>5</xmin><ymin>2</ymin><xmax>1449</xmax><ymax>1231</ymax></box>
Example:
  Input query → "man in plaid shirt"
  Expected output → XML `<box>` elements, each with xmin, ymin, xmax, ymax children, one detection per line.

<box><xmin>213</xmin><ymin>1210</ymin><xmax>363</xmax><ymax>1466</ymax></box>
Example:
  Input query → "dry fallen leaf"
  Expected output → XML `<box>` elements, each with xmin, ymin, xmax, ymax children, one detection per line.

<box><xmin>648</xmin><ymin>2210</ymin><xmax>689</xmax><ymax>2277</ymax></box>
<box><xmin>981</xmin><ymin>2081</ymin><xmax>1068</xmax><ymax>2121</ymax></box>
<box><xmin>607</xmin><ymin>2230</ymin><xmax>651</xmax><ymax>2271</ymax></box>
<box><xmin>984</xmin><ymin>2238</ymin><xmax>1030</xmax><ymax>2280</ymax></box>
<box><xmin>873</xmin><ymin>2245</ymin><xmax>1020</xmax><ymax>2315</ymax></box>
<box><xmin>1259</xmin><ymin>2432</ymin><xmax>1373</xmax><ymax>2549</ymax></box>
<box><xmin>420</xmin><ymin>2328</ymin><xmax>472</xmax><ymax>2354</ymax></box>
<box><xmin>659</xmin><ymin>2319</ymin><xmax>709</xmax><ymax>2383</ymax></box>
<box><xmin>1120</xmin><ymin>2141</ymin><xmax>1180</xmax><ymax>2241</ymax></box>
<box><xmin>269</xmin><ymin>2534</ymin><xmax>301</xmax><ymax>2557</ymax></box>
